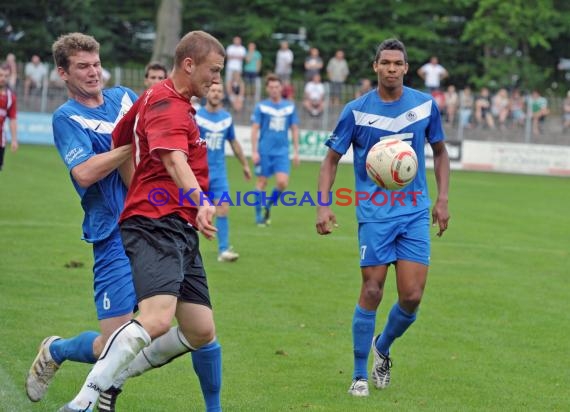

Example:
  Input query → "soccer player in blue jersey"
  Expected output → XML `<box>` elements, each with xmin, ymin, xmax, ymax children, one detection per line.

<box><xmin>197</xmin><ymin>82</ymin><xmax>251</xmax><ymax>261</ymax></box>
<box><xmin>25</xmin><ymin>32</ymin><xmax>138</xmax><ymax>405</ymax></box>
<box><xmin>251</xmin><ymin>73</ymin><xmax>299</xmax><ymax>226</ymax></box>
<box><xmin>316</xmin><ymin>39</ymin><xmax>450</xmax><ymax>396</ymax></box>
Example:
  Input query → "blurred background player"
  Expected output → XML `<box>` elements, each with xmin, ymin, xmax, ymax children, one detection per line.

<box><xmin>196</xmin><ymin>82</ymin><xmax>251</xmax><ymax>261</ymax></box>
<box><xmin>0</xmin><ymin>65</ymin><xmax>18</xmax><ymax>170</ymax></box>
<box><xmin>250</xmin><ymin>73</ymin><xmax>299</xmax><ymax>226</ymax></box>
<box><xmin>316</xmin><ymin>38</ymin><xmax>450</xmax><ymax>397</ymax></box>
<box><xmin>143</xmin><ymin>61</ymin><xmax>168</xmax><ymax>88</ymax></box>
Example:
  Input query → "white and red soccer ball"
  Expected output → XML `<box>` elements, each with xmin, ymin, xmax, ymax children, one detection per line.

<box><xmin>365</xmin><ymin>138</ymin><xmax>418</xmax><ymax>190</ymax></box>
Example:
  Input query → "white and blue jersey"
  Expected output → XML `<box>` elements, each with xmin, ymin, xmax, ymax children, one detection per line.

<box><xmin>251</xmin><ymin>98</ymin><xmax>299</xmax><ymax>156</ymax></box>
<box><xmin>53</xmin><ymin>86</ymin><xmax>137</xmax><ymax>242</ymax></box>
<box><xmin>196</xmin><ymin>107</ymin><xmax>236</xmax><ymax>199</ymax></box>
<box><xmin>326</xmin><ymin>86</ymin><xmax>445</xmax><ymax>223</ymax></box>
<box><xmin>53</xmin><ymin>86</ymin><xmax>138</xmax><ymax>320</ymax></box>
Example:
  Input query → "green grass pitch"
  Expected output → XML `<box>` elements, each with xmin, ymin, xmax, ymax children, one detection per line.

<box><xmin>0</xmin><ymin>145</ymin><xmax>568</xmax><ymax>411</ymax></box>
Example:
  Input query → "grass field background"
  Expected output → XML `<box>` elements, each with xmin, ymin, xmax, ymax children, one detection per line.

<box><xmin>0</xmin><ymin>145</ymin><xmax>569</xmax><ymax>411</ymax></box>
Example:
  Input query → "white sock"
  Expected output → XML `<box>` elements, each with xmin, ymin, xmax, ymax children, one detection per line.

<box><xmin>112</xmin><ymin>326</ymin><xmax>193</xmax><ymax>389</ymax></box>
<box><xmin>68</xmin><ymin>320</ymin><xmax>151</xmax><ymax>409</ymax></box>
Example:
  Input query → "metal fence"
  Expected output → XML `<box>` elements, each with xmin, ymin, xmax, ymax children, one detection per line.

<box><xmin>15</xmin><ymin>64</ymin><xmax>569</xmax><ymax>147</ymax></box>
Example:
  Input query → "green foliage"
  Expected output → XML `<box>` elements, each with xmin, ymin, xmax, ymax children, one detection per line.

<box><xmin>0</xmin><ymin>0</ymin><xmax>568</xmax><ymax>92</ymax></box>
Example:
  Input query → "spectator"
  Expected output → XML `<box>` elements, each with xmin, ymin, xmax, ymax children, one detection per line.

<box><xmin>326</xmin><ymin>49</ymin><xmax>349</xmax><ymax>105</ymax></box>
<box><xmin>24</xmin><ymin>54</ymin><xmax>48</xmax><ymax>100</ymax></box>
<box><xmin>303</xmin><ymin>73</ymin><xmax>325</xmax><ymax>117</ymax></box>
<box><xmin>458</xmin><ymin>86</ymin><xmax>474</xmax><ymax>128</ymax></box>
<box><xmin>528</xmin><ymin>89</ymin><xmax>549</xmax><ymax>136</ymax></box>
<box><xmin>48</xmin><ymin>67</ymin><xmax>66</xmax><ymax>90</ymax></box>
<box><xmin>475</xmin><ymin>87</ymin><xmax>495</xmax><ymax>129</ymax></box>
<box><xmin>304</xmin><ymin>47</ymin><xmax>323</xmax><ymax>82</ymax></box>
<box><xmin>2</xmin><ymin>53</ymin><xmax>18</xmax><ymax>89</ymax></box>
<box><xmin>417</xmin><ymin>56</ymin><xmax>448</xmax><ymax>92</ymax></box>
<box><xmin>225</xmin><ymin>36</ymin><xmax>247</xmax><ymax>84</ymax></box>
<box><xmin>275</xmin><ymin>41</ymin><xmax>294</xmax><ymax>83</ymax></box>
<box><xmin>509</xmin><ymin>89</ymin><xmax>525</xmax><ymax>128</ymax></box>
<box><xmin>354</xmin><ymin>78</ymin><xmax>373</xmax><ymax>99</ymax></box>
<box><xmin>101</xmin><ymin>67</ymin><xmax>111</xmax><ymax>87</ymax></box>
<box><xmin>431</xmin><ymin>89</ymin><xmax>446</xmax><ymax>117</ymax></box>
<box><xmin>491</xmin><ymin>88</ymin><xmax>510</xmax><ymax>130</ymax></box>
<box><xmin>444</xmin><ymin>85</ymin><xmax>459</xmax><ymax>125</ymax></box>
<box><xmin>563</xmin><ymin>90</ymin><xmax>570</xmax><ymax>133</ymax></box>
<box><xmin>243</xmin><ymin>42</ymin><xmax>262</xmax><ymax>100</ymax></box>
<box><xmin>226</xmin><ymin>71</ymin><xmax>245</xmax><ymax>112</ymax></box>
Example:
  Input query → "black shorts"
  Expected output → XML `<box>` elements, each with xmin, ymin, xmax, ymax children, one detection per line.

<box><xmin>120</xmin><ymin>214</ymin><xmax>211</xmax><ymax>307</ymax></box>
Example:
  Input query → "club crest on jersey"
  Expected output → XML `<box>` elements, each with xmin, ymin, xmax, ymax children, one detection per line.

<box><xmin>406</xmin><ymin>111</ymin><xmax>417</xmax><ymax>122</ymax></box>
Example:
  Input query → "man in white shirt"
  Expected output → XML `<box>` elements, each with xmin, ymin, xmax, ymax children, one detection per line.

<box><xmin>24</xmin><ymin>54</ymin><xmax>48</xmax><ymax>100</ymax></box>
<box><xmin>417</xmin><ymin>56</ymin><xmax>448</xmax><ymax>92</ymax></box>
<box><xmin>275</xmin><ymin>41</ymin><xmax>294</xmax><ymax>83</ymax></box>
<box><xmin>303</xmin><ymin>73</ymin><xmax>325</xmax><ymax>116</ymax></box>
<box><xmin>225</xmin><ymin>36</ymin><xmax>247</xmax><ymax>84</ymax></box>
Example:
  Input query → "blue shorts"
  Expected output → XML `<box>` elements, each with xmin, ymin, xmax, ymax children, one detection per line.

<box><xmin>255</xmin><ymin>153</ymin><xmax>290</xmax><ymax>177</ymax></box>
<box><xmin>92</xmin><ymin>229</ymin><xmax>137</xmax><ymax>320</ymax></box>
<box><xmin>358</xmin><ymin>209</ymin><xmax>430</xmax><ymax>267</ymax></box>
<box><xmin>208</xmin><ymin>174</ymin><xmax>229</xmax><ymax>200</ymax></box>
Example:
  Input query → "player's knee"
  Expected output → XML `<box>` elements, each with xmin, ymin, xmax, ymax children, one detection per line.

<box><xmin>399</xmin><ymin>292</ymin><xmax>423</xmax><ymax>312</ymax></box>
<box><xmin>361</xmin><ymin>284</ymin><xmax>383</xmax><ymax>305</ymax></box>
<box><xmin>140</xmin><ymin>317</ymin><xmax>173</xmax><ymax>339</ymax></box>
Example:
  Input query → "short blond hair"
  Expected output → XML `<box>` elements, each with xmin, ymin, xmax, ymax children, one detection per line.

<box><xmin>52</xmin><ymin>32</ymin><xmax>100</xmax><ymax>71</ymax></box>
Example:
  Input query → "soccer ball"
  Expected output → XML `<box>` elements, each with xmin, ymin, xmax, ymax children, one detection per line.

<box><xmin>365</xmin><ymin>138</ymin><xmax>418</xmax><ymax>190</ymax></box>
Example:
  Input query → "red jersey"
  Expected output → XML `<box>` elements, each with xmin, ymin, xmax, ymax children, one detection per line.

<box><xmin>113</xmin><ymin>79</ymin><xmax>209</xmax><ymax>225</ymax></box>
<box><xmin>0</xmin><ymin>89</ymin><xmax>16</xmax><ymax>145</ymax></box>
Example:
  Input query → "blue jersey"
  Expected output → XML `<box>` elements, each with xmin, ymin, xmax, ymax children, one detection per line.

<box><xmin>53</xmin><ymin>86</ymin><xmax>138</xmax><ymax>243</ymax></box>
<box><xmin>195</xmin><ymin>107</ymin><xmax>236</xmax><ymax>179</ymax></box>
<box><xmin>326</xmin><ymin>86</ymin><xmax>445</xmax><ymax>222</ymax></box>
<box><xmin>251</xmin><ymin>98</ymin><xmax>299</xmax><ymax>156</ymax></box>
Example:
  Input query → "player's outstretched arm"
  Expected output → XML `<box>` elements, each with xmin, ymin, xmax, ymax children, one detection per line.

<box><xmin>229</xmin><ymin>139</ymin><xmax>251</xmax><ymax>180</ymax></box>
<box><xmin>430</xmin><ymin>141</ymin><xmax>450</xmax><ymax>237</ymax></box>
<box><xmin>158</xmin><ymin>149</ymin><xmax>217</xmax><ymax>239</ymax></box>
<box><xmin>71</xmin><ymin>145</ymin><xmax>132</xmax><ymax>188</ymax></box>
<box><xmin>316</xmin><ymin>148</ymin><xmax>342</xmax><ymax>235</ymax></box>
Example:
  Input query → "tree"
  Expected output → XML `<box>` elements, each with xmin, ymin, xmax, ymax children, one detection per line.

<box><xmin>151</xmin><ymin>0</ymin><xmax>182</xmax><ymax>68</ymax></box>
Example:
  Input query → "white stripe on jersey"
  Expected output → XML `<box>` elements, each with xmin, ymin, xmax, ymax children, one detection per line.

<box><xmin>259</xmin><ymin>103</ymin><xmax>295</xmax><ymax>117</ymax></box>
<box><xmin>352</xmin><ymin>100</ymin><xmax>432</xmax><ymax>133</ymax></box>
<box><xmin>69</xmin><ymin>92</ymin><xmax>135</xmax><ymax>134</ymax></box>
<box><xmin>195</xmin><ymin>114</ymin><xmax>233</xmax><ymax>133</ymax></box>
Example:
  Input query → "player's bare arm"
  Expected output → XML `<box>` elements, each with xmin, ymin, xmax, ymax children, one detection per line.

<box><xmin>71</xmin><ymin>145</ymin><xmax>132</xmax><ymax>188</ymax></box>
<box><xmin>291</xmin><ymin>124</ymin><xmax>300</xmax><ymax>166</ymax></box>
<box><xmin>250</xmin><ymin>123</ymin><xmax>260</xmax><ymax>164</ymax></box>
<box><xmin>316</xmin><ymin>148</ymin><xmax>341</xmax><ymax>235</ymax></box>
<box><xmin>229</xmin><ymin>139</ymin><xmax>251</xmax><ymax>180</ymax></box>
<box><xmin>431</xmin><ymin>140</ymin><xmax>450</xmax><ymax>237</ymax></box>
<box><xmin>159</xmin><ymin>149</ymin><xmax>217</xmax><ymax>239</ymax></box>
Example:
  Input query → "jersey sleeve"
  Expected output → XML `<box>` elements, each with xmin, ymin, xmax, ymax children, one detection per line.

<box><xmin>112</xmin><ymin>98</ymin><xmax>141</xmax><ymax>148</ymax></box>
<box><xmin>226</xmin><ymin>118</ymin><xmax>236</xmax><ymax>142</ymax></box>
<box><xmin>289</xmin><ymin>104</ymin><xmax>300</xmax><ymax>126</ymax></box>
<box><xmin>251</xmin><ymin>103</ymin><xmax>261</xmax><ymax>125</ymax></box>
<box><xmin>325</xmin><ymin>104</ymin><xmax>355</xmax><ymax>155</ymax></box>
<box><xmin>52</xmin><ymin>112</ymin><xmax>95</xmax><ymax>171</ymax></box>
<box><xmin>146</xmin><ymin>98</ymin><xmax>192</xmax><ymax>155</ymax></box>
<box><xmin>426</xmin><ymin>99</ymin><xmax>445</xmax><ymax>144</ymax></box>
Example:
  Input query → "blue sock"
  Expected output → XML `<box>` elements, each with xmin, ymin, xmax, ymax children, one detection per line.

<box><xmin>253</xmin><ymin>190</ymin><xmax>262</xmax><ymax>223</ymax></box>
<box><xmin>352</xmin><ymin>305</ymin><xmax>376</xmax><ymax>380</ymax></box>
<box><xmin>49</xmin><ymin>331</ymin><xmax>99</xmax><ymax>364</ymax></box>
<box><xmin>216</xmin><ymin>216</ymin><xmax>229</xmax><ymax>253</ymax></box>
<box><xmin>267</xmin><ymin>188</ymin><xmax>282</xmax><ymax>210</ymax></box>
<box><xmin>376</xmin><ymin>303</ymin><xmax>417</xmax><ymax>356</ymax></box>
<box><xmin>191</xmin><ymin>340</ymin><xmax>222</xmax><ymax>412</ymax></box>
